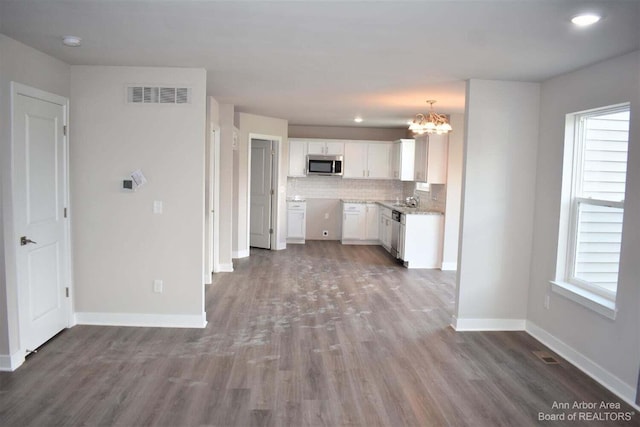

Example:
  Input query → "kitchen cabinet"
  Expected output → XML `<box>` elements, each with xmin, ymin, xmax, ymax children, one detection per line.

<box><xmin>379</xmin><ymin>206</ymin><xmax>393</xmax><ymax>251</ymax></box>
<box><xmin>392</xmin><ymin>139</ymin><xmax>415</xmax><ymax>181</ymax></box>
<box><xmin>307</xmin><ymin>139</ymin><xmax>344</xmax><ymax>155</ymax></box>
<box><xmin>287</xmin><ymin>200</ymin><xmax>307</xmax><ymax>244</ymax></box>
<box><xmin>342</xmin><ymin>203</ymin><xmax>365</xmax><ymax>241</ymax></box>
<box><xmin>341</xmin><ymin>202</ymin><xmax>379</xmax><ymax>244</ymax></box>
<box><xmin>364</xmin><ymin>204</ymin><xmax>379</xmax><ymax>240</ymax></box>
<box><xmin>413</xmin><ymin>134</ymin><xmax>448</xmax><ymax>183</ymax></box>
<box><xmin>288</xmin><ymin>138</ymin><xmax>307</xmax><ymax>177</ymax></box>
<box><xmin>343</xmin><ymin>141</ymin><xmax>392</xmax><ymax>179</ymax></box>
<box><xmin>398</xmin><ymin>213</ymin><xmax>443</xmax><ymax>268</ymax></box>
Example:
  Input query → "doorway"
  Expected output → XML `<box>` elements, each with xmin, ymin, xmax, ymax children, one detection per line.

<box><xmin>11</xmin><ymin>82</ymin><xmax>72</xmax><ymax>360</ymax></box>
<box><xmin>249</xmin><ymin>139</ymin><xmax>274</xmax><ymax>249</ymax></box>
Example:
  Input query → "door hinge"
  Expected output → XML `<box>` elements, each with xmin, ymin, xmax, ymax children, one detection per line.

<box><xmin>271</xmin><ymin>150</ymin><xmax>275</xmax><ymax>156</ymax></box>
<box><xmin>270</xmin><ymin>189</ymin><xmax>274</xmax><ymax>195</ymax></box>
<box><xmin>269</xmin><ymin>228</ymin><xmax>273</xmax><ymax>234</ymax></box>
<box><xmin>64</xmin><ymin>207</ymin><xmax>68</xmax><ymax>218</ymax></box>
<box><xmin>65</xmin><ymin>287</ymin><xmax>70</xmax><ymax>298</ymax></box>
<box><xmin>63</xmin><ymin>125</ymin><xmax>67</xmax><ymax>136</ymax></box>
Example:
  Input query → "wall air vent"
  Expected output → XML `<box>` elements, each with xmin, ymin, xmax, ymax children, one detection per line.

<box><xmin>127</xmin><ymin>86</ymin><xmax>191</xmax><ymax>104</ymax></box>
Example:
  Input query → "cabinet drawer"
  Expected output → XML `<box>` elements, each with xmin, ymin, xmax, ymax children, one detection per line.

<box><xmin>343</xmin><ymin>204</ymin><xmax>363</xmax><ymax>212</ymax></box>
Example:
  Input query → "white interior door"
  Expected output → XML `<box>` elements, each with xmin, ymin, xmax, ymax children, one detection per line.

<box><xmin>249</xmin><ymin>139</ymin><xmax>273</xmax><ymax>249</ymax></box>
<box><xmin>13</xmin><ymin>87</ymin><xmax>69</xmax><ymax>355</ymax></box>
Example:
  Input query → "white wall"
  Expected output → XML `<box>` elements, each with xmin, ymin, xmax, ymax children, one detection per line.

<box><xmin>442</xmin><ymin>113</ymin><xmax>464</xmax><ymax>271</ymax></box>
<box><xmin>70</xmin><ymin>66</ymin><xmax>206</xmax><ymax>327</ymax></box>
<box><xmin>527</xmin><ymin>51</ymin><xmax>640</xmax><ymax>402</ymax></box>
<box><xmin>234</xmin><ymin>112</ymin><xmax>288</xmax><ymax>256</ymax></box>
<box><xmin>454</xmin><ymin>79</ymin><xmax>540</xmax><ymax>329</ymax></box>
<box><xmin>0</xmin><ymin>34</ymin><xmax>70</xmax><ymax>364</ymax></box>
<box><xmin>289</xmin><ymin>125</ymin><xmax>407</xmax><ymax>141</ymax></box>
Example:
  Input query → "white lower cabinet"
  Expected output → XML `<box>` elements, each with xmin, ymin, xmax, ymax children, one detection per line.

<box><xmin>287</xmin><ymin>201</ymin><xmax>306</xmax><ymax>244</ymax></box>
<box><xmin>342</xmin><ymin>203</ymin><xmax>364</xmax><ymax>241</ymax></box>
<box><xmin>379</xmin><ymin>206</ymin><xmax>393</xmax><ymax>250</ymax></box>
<box><xmin>341</xmin><ymin>202</ymin><xmax>379</xmax><ymax>244</ymax></box>
<box><xmin>399</xmin><ymin>213</ymin><xmax>443</xmax><ymax>268</ymax></box>
<box><xmin>364</xmin><ymin>204</ymin><xmax>379</xmax><ymax>240</ymax></box>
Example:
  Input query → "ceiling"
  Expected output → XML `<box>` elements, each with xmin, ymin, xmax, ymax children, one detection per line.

<box><xmin>1</xmin><ymin>1</ymin><xmax>638</xmax><ymax>128</ymax></box>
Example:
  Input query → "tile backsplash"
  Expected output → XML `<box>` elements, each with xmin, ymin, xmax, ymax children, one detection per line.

<box><xmin>416</xmin><ymin>184</ymin><xmax>446</xmax><ymax>212</ymax></box>
<box><xmin>287</xmin><ymin>176</ymin><xmax>404</xmax><ymax>200</ymax></box>
<box><xmin>287</xmin><ymin>177</ymin><xmax>446</xmax><ymax>212</ymax></box>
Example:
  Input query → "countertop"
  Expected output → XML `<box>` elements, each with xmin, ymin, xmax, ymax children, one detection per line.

<box><xmin>341</xmin><ymin>199</ymin><xmax>444</xmax><ymax>216</ymax></box>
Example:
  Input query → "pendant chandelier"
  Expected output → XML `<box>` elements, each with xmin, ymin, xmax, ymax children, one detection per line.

<box><xmin>408</xmin><ymin>100</ymin><xmax>452</xmax><ymax>135</ymax></box>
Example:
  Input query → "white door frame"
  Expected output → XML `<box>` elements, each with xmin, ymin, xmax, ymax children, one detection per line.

<box><xmin>247</xmin><ymin>133</ymin><xmax>281</xmax><ymax>252</ymax></box>
<box><xmin>9</xmin><ymin>82</ymin><xmax>73</xmax><ymax>369</ymax></box>
<box><xmin>208</xmin><ymin>124</ymin><xmax>221</xmax><ymax>274</ymax></box>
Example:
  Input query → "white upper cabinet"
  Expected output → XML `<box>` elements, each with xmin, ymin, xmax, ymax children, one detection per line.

<box><xmin>414</xmin><ymin>134</ymin><xmax>448</xmax><ymax>183</ymax></box>
<box><xmin>344</xmin><ymin>143</ymin><xmax>368</xmax><ymax>178</ymax></box>
<box><xmin>288</xmin><ymin>138</ymin><xmax>308</xmax><ymax>177</ymax></box>
<box><xmin>367</xmin><ymin>143</ymin><xmax>392</xmax><ymax>179</ymax></box>
<box><xmin>343</xmin><ymin>141</ymin><xmax>392</xmax><ymax>179</ymax></box>
<box><xmin>392</xmin><ymin>139</ymin><xmax>415</xmax><ymax>181</ymax></box>
<box><xmin>307</xmin><ymin>139</ymin><xmax>344</xmax><ymax>155</ymax></box>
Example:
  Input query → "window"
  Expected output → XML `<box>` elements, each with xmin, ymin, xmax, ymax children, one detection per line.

<box><xmin>554</xmin><ymin>104</ymin><xmax>630</xmax><ymax>316</ymax></box>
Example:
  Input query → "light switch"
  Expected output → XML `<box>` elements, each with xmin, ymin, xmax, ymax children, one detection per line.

<box><xmin>153</xmin><ymin>279</ymin><xmax>163</xmax><ymax>293</ymax></box>
<box><xmin>153</xmin><ymin>200</ymin><xmax>163</xmax><ymax>214</ymax></box>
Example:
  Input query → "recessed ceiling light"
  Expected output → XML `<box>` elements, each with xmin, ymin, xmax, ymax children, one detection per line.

<box><xmin>354</xmin><ymin>117</ymin><xmax>363</xmax><ymax>123</ymax></box>
<box><xmin>62</xmin><ymin>36</ymin><xmax>82</xmax><ymax>47</ymax></box>
<box><xmin>571</xmin><ymin>13</ymin><xmax>601</xmax><ymax>27</ymax></box>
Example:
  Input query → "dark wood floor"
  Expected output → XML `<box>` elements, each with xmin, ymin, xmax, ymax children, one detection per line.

<box><xmin>0</xmin><ymin>241</ymin><xmax>637</xmax><ymax>426</ymax></box>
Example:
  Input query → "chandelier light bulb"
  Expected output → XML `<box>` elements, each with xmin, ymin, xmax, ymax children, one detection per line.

<box><xmin>408</xmin><ymin>100</ymin><xmax>452</xmax><ymax>135</ymax></box>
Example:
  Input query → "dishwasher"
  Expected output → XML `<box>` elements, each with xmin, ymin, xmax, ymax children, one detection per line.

<box><xmin>390</xmin><ymin>210</ymin><xmax>402</xmax><ymax>259</ymax></box>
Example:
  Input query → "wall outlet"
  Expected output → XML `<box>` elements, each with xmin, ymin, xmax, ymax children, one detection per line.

<box><xmin>544</xmin><ymin>294</ymin><xmax>550</xmax><ymax>309</ymax></box>
<box><xmin>153</xmin><ymin>200</ymin><xmax>163</xmax><ymax>214</ymax></box>
<box><xmin>324</xmin><ymin>213</ymin><xmax>329</xmax><ymax>219</ymax></box>
<box><xmin>322</xmin><ymin>230</ymin><xmax>329</xmax><ymax>237</ymax></box>
<box><xmin>153</xmin><ymin>279</ymin><xmax>163</xmax><ymax>293</ymax></box>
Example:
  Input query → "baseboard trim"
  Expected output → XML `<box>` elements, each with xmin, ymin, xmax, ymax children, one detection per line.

<box><xmin>340</xmin><ymin>240</ymin><xmax>380</xmax><ymax>246</ymax></box>
<box><xmin>452</xmin><ymin>317</ymin><xmax>526</xmax><ymax>331</ymax></box>
<box><xmin>216</xmin><ymin>263</ymin><xmax>234</xmax><ymax>273</ymax></box>
<box><xmin>526</xmin><ymin>321</ymin><xmax>639</xmax><ymax>411</ymax></box>
<box><xmin>232</xmin><ymin>250</ymin><xmax>250</xmax><ymax>259</ymax></box>
<box><xmin>0</xmin><ymin>351</ymin><xmax>25</xmax><ymax>372</ymax></box>
<box><xmin>75</xmin><ymin>312</ymin><xmax>207</xmax><ymax>329</ymax></box>
<box><xmin>441</xmin><ymin>261</ymin><xmax>457</xmax><ymax>271</ymax></box>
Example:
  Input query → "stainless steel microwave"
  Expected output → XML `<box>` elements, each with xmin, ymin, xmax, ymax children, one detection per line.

<box><xmin>307</xmin><ymin>155</ymin><xmax>343</xmax><ymax>176</ymax></box>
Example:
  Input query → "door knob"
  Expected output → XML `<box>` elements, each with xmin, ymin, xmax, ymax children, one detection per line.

<box><xmin>20</xmin><ymin>236</ymin><xmax>37</xmax><ymax>246</ymax></box>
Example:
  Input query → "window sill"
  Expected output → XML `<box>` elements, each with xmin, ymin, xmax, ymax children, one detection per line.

<box><xmin>550</xmin><ymin>281</ymin><xmax>617</xmax><ymax>320</ymax></box>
